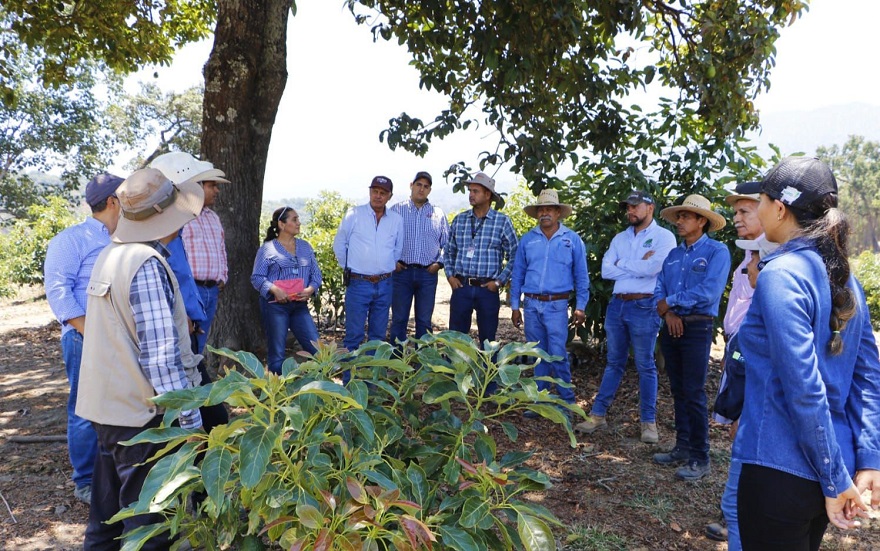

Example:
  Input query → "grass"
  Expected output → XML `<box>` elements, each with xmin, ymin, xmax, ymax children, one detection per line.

<box><xmin>623</xmin><ymin>493</ymin><xmax>676</xmax><ymax>525</ymax></box>
<box><xmin>563</xmin><ymin>524</ymin><xmax>629</xmax><ymax>551</ymax></box>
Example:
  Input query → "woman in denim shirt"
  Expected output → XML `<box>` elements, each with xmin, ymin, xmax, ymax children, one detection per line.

<box><xmin>733</xmin><ymin>157</ymin><xmax>880</xmax><ymax>549</ymax></box>
<box><xmin>251</xmin><ymin>206</ymin><xmax>322</xmax><ymax>374</ymax></box>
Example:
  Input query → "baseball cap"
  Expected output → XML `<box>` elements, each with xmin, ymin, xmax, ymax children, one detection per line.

<box><xmin>85</xmin><ymin>173</ymin><xmax>125</xmax><ymax>207</ymax></box>
<box><xmin>761</xmin><ymin>157</ymin><xmax>837</xmax><ymax>215</ymax></box>
<box><xmin>370</xmin><ymin>175</ymin><xmax>393</xmax><ymax>192</ymax></box>
<box><xmin>619</xmin><ymin>190</ymin><xmax>654</xmax><ymax>208</ymax></box>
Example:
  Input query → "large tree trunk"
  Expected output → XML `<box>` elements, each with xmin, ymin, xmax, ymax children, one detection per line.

<box><xmin>201</xmin><ymin>0</ymin><xmax>294</xmax><ymax>353</ymax></box>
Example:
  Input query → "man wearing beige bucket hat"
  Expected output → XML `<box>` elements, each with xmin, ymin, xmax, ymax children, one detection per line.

<box><xmin>509</xmin><ymin>189</ymin><xmax>589</xmax><ymax>417</ymax></box>
<box><xmin>652</xmin><ymin>193</ymin><xmax>730</xmax><ymax>482</ymax></box>
<box><xmin>76</xmin><ymin>168</ymin><xmax>205</xmax><ymax>549</ymax></box>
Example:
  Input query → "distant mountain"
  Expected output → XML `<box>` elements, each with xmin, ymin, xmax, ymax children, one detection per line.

<box><xmin>752</xmin><ymin>103</ymin><xmax>880</xmax><ymax>156</ymax></box>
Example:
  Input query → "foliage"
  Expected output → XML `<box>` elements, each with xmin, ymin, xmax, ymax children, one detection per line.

<box><xmin>347</xmin><ymin>0</ymin><xmax>807</xmax><ymax>192</ymax></box>
<box><xmin>503</xmin><ymin>181</ymin><xmax>538</xmax><ymax>240</ymax></box>
<box><xmin>0</xmin><ymin>46</ymin><xmax>121</xmax><ymax>220</ymax></box>
<box><xmin>0</xmin><ymin>196</ymin><xmax>79</xmax><ymax>297</ymax></box>
<box><xmin>854</xmin><ymin>252</ymin><xmax>880</xmax><ymax>330</ymax></box>
<box><xmin>109</xmin><ymin>83</ymin><xmax>204</xmax><ymax>170</ymax></box>
<box><xmin>111</xmin><ymin>333</ymin><xmax>583</xmax><ymax>550</ymax></box>
<box><xmin>300</xmin><ymin>191</ymin><xmax>354</xmax><ymax>330</ymax></box>
<box><xmin>817</xmin><ymin>135</ymin><xmax>880</xmax><ymax>253</ymax></box>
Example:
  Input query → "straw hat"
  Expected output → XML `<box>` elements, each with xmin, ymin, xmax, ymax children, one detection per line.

<box><xmin>660</xmin><ymin>194</ymin><xmax>726</xmax><ymax>232</ymax></box>
<box><xmin>113</xmin><ymin>168</ymin><xmax>204</xmax><ymax>243</ymax></box>
<box><xmin>523</xmin><ymin>189</ymin><xmax>572</xmax><ymax>219</ymax></box>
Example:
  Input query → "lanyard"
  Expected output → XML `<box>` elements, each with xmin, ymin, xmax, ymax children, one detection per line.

<box><xmin>470</xmin><ymin>216</ymin><xmax>486</xmax><ymax>241</ymax></box>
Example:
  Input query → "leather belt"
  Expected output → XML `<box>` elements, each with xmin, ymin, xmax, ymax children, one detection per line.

<box><xmin>524</xmin><ymin>292</ymin><xmax>572</xmax><ymax>302</ymax></box>
<box><xmin>350</xmin><ymin>272</ymin><xmax>392</xmax><ymax>283</ymax></box>
<box><xmin>195</xmin><ymin>279</ymin><xmax>220</xmax><ymax>288</ymax></box>
<box><xmin>613</xmin><ymin>293</ymin><xmax>652</xmax><ymax>301</ymax></box>
<box><xmin>680</xmin><ymin>314</ymin><xmax>714</xmax><ymax>323</ymax></box>
<box><xmin>400</xmin><ymin>262</ymin><xmax>431</xmax><ymax>269</ymax></box>
<box><xmin>455</xmin><ymin>275</ymin><xmax>493</xmax><ymax>286</ymax></box>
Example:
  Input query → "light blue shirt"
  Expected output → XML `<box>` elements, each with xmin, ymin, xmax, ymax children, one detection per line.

<box><xmin>602</xmin><ymin>220</ymin><xmax>676</xmax><ymax>294</ymax></box>
<box><xmin>654</xmin><ymin>233</ymin><xmax>730</xmax><ymax>316</ymax></box>
<box><xmin>44</xmin><ymin>217</ymin><xmax>110</xmax><ymax>336</ymax></box>
<box><xmin>333</xmin><ymin>203</ymin><xmax>404</xmax><ymax>275</ymax></box>
<box><xmin>509</xmin><ymin>223</ymin><xmax>590</xmax><ymax>311</ymax></box>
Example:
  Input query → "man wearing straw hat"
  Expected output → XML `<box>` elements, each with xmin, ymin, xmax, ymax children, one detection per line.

<box><xmin>510</xmin><ymin>189</ymin><xmax>589</xmax><ymax>413</ymax></box>
<box><xmin>76</xmin><ymin>168</ymin><xmax>205</xmax><ymax>549</ymax></box>
<box><xmin>652</xmin><ymin>194</ymin><xmax>730</xmax><ymax>481</ymax></box>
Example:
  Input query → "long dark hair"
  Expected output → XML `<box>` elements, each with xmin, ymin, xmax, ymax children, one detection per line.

<box><xmin>791</xmin><ymin>194</ymin><xmax>855</xmax><ymax>355</ymax></box>
<box><xmin>264</xmin><ymin>206</ymin><xmax>293</xmax><ymax>242</ymax></box>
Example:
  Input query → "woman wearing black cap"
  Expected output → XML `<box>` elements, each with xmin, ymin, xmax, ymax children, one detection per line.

<box><xmin>732</xmin><ymin>156</ymin><xmax>880</xmax><ymax>549</ymax></box>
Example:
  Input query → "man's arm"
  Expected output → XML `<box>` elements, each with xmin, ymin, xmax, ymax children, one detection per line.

<box><xmin>614</xmin><ymin>230</ymin><xmax>676</xmax><ymax>278</ymax></box>
<box><xmin>44</xmin><ymin>232</ymin><xmax>87</xmax><ymax>332</ymax></box>
<box><xmin>495</xmin><ymin>217</ymin><xmax>519</xmax><ymax>284</ymax></box>
<box><xmin>333</xmin><ymin>208</ymin><xmax>355</xmax><ymax>267</ymax></box>
<box><xmin>664</xmin><ymin>244</ymin><xmax>731</xmax><ymax>311</ymax></box>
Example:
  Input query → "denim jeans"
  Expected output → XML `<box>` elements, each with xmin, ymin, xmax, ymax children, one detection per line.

<box><xmin>524</xmin><ymin>297</ymin><xmax>575</xmax><ymax>403</ymax></box>
<box><xmin>659</xmin><ymin>317</ymin><xmax>714</xmax><ymax>463</ymax></box>
<box><xmin>196</xmin><ymin>284</ymin><xmax>219</xmax><ymax>354</ymax></box>
<box><xmin>592</xmin><ymin>297</ymin><xmax>661</xmax><ymax>421</ymax></box>
<box><xmin>260</xmin><ymin>297</ymin><xmax>320</xmax><ymax>375</ymax></box>
<box><xmin>343</xmin><ymin>278</ymin><xmax>392</xmax><ymax>383</ymax></box>
<box><xmin>723</xmin><ymin>458</ymin><xmax>742</xmax><ymax>551</ymax></box>
<box><xmin>390</xmin><ymin>267</ymin><xmax>438</xmax><ymax>343</ymax></box>
<box><xmin>85</xmin><ymin>416</ymin><xmax>175</xmax><ymax>550</ymax></box>
<box><xmin>448</xmin><ymin>283</ymin><xmax>500</xmax><ymax>346</ymax></box>
<box><xmin>61</xmin><ymin>330</ymin><xmax>97</xmax><ymax>489</ymax></box>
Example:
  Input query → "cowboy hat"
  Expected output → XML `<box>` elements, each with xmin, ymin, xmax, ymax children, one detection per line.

<box><xmin>150</xmin><ymin>151</ymin><xmax>230</xmax><ymax>185</ymax></box>
<box><xmin>523</xmin><ymin>189</ymin><xmax>573</xmax><ymax>219</ymax></box>
<box><xmin>660</xmin><ymin>194</ymin><xmax>726</xmax><ymax>232</ymax></box>
<box><xmin>113</xmin><ymin>168</ymin><xmax>205</xmax><ymax>243</ymax></box>
<box><xmin>464</xmin><ymin>172</ymin><xmax>505</xmax><ymax>210</ymax></box>
<box><xmin>724</xmin><ymin>181</ymin><xmax>761</xmax><ymax>206</ymax></box>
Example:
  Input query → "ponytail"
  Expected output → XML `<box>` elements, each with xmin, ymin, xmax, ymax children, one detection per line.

<box><xmin>264</xmin><ymin>206</ymin><xmax>292</xmax><ymax>242</ymax></box>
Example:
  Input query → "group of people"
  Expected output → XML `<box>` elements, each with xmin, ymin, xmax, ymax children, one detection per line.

<box><xmin>42</xmin><ymin>154</ymin><xmax>880</xmax><ymax>550</ymax></box>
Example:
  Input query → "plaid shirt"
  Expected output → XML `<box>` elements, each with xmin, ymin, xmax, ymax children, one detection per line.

<box><xmin>390</xmin><ymin>199</ymin><xmax>449</xmax><ymax>266</ymax></box>
<box><xmin>131</xmin><ymin>243</ymin><xmax>201</xmax><ymax>429</ymax></box>
<box><xmin>181</xmin><ymin>208</ymin><xmax>227</xmax><ymax>283</ymax></box>
<box><xmin>444</xmin><ymin>208</ymin><xmax>518</xmax><ymax>283</ymax></box>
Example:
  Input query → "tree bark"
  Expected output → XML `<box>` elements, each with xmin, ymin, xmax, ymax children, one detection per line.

<box><xmin>201</xmin><ymin>0</ymin><xmax>294</xmax><ymax>352</ymax></box>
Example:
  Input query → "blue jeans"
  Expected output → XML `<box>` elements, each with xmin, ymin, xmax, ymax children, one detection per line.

<box><xmin>343</xmin><ymin>278</ymin><xmax>393</xmax><ymax>383</ymax></box>
<box><xmin>260</xmin><ymin>297</ymin><xmax>320</xmax><ymax>375</ymax></box>
<box><xmin>592</xmin><ymin>297</ymin><xmax>661</xmax><ymax>421</ymax></box>
<box><xmin>659</xmin><ymin>318</ymin><xmax>714</xmax><ymax>463</ymax></box>
<box><xmin>390</xmin><ymin>267</ymin><xmax>438</xmax><ymax>343</ymax></box>
<box><xmin>524</xmin><ymin>297</ymin><xmax>575</xmax><ymax>403</ymax></box>
<box><xmin>448</xmin><ymin>283</ymin><xmax>500</xmax><ymax>346</ymax></box>
<box><xmin>196</xmin><ymin>284</ymin><xmax>219</xmax><ymax>354</ymax></box>
<box><xmin>61</xmin><ymin>330</ymin><xmax>98</xmax><ymax>489</ymax></box>
<box><xmin>723</xmin><ymin>458</ymin><xmax>742</xmax><ymax>550</ymax></box>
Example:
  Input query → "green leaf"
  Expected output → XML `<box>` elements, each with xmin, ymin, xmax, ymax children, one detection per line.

<box><xmin>295</xmin><ymin>381</ymin><xmax>361</xmax><ymax>409</ymax></box>
<box><xmin>406</xmin><ymin>464</ymin><xmax>429</xmax><ymax>509</ymax></box>
<box><xmin>151</xmin><ymin>383</ymin><xmax>212</xmax><ymax>409</ymax></box>
<box><xmin>348</xmin><ymin>409</ymin><xmax>375</xmax><ymax>443</ymax></box>
<box><xmin>460</xmin><ymin>496</ymin><xmax>491</xmax><ymax>529</ymax></box>
<box><xmin>423</xmin><ymin>380</ymin><xmax>461</xmax><ymax>404</ymax></box>
<box><xmin>363</xmin><ymin>469</ymin><xmax>398</xmax><ymax>491</ymax></box>
<box><xmin>240</xmin><ymin>422</ymin><xmax>282</xmax><ymax>488</ymax></box>
<box><xmin>517</xmin><ymin>512</ymin><xmax>555</xmax><ymax>551</ymax></box>
<box><xmin>120</xmin><ymin>426</ymin><xmax>192</xmax><ymax>445</ymax></box>
<box><xmin>201</xmin><ymin>446</ymin><xmax>233</xmax><ymax>508</ymax></box>
<box><xmin>296</xmin><ymin>503</ymin><xmax>324</xmax><ymax>529</ymax></box>
<box><xmin>206</xmin><ymin>369</ymin><xmax>252</xmax><ymax>404</ymax></box>
<box><xmin>500</xmin><ymin>421</ymin><xmax>518</xmax><ymax>442</ymax></box>
<box><xmin>497</xmin><ymin>363</ymin><xmax>523</xmax><ymax>386</ymax></box>
<box><xmin>498</xmin><ymin>450</ymin><xmax>532</xmax><ymax>469</ymax></box>
<box><xmin>119</xmin><ymin>522</ymin><xmax>170</xmax><ymax>551</ymax></box>
<box><xmin>439</xmin><ymin>525</ymin><xmax>480</xmax><ymax>551</ymax></box>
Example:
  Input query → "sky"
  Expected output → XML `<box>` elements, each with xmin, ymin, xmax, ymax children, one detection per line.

<box><xmin>125</xmin><ymin>0</ymin><xmax>880</xmax><ymax>202</ymax></box>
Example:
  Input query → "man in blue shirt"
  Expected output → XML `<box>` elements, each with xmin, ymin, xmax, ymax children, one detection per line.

<box><xmin>576</xmin><ymin>191</ymin><xmax>676</xmax><ymax>443</ymax></box>
<box><xmin>389</xmin><ymin>171</ymin><xmax>450</xmax><ymax>344</ymax></box>
<box><xmin>333</xmin><ymin>176</ymin><xmax>404</xmax><ymax>368</ymax></box>
<box><xmin>444</xmin><ymin>172</ymin><xmax>518</xmax><ymax>346</ymax></box>
<box><xmin>510</xmin><ymin>190</ymin><xmax>589</xmax><ymax>408</ymax></box>
<box><xmin>653</xmin><ymin>194</ymin><xmax>730</xmax><ymax>481</ymax></box>
<box><xmin>44</xmin><ymin>173</ymin><xmax>124</xmax><ymax>505</ymax></box>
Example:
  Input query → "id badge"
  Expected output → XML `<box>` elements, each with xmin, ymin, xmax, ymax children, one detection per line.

<box><xmin>466</xmin><ymin>246</ymin><xmax>475</xmax><ymax>259</ymax></box>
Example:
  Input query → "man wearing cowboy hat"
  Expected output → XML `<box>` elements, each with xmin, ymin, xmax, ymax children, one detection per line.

<box><xmin>652</xmin><ymin>194</ymin><xmax>730</xmax><ymax>482</ymax></box>
<box><xmin>575</xmin><ymin>190</ymin><xmax>676</xmax><ymax>443</ymax></box>
<box><xmin>76</xmin><ymin>168</ymin><xmax>205</xmax><ymax>549</ymax></box>
<box><xmin>509</xmin><ymin>189</ymin><xmax>589</xmax><ymax>412</ymax></box>
<box><xmin>444</xmin><ymin>172</ymin><xmax>518</xmax><ymax>347</ymax></box>
<box><xmin>151</xmin><ymin>151</ymin><xmax>230</xmax><ymax>355</ymax></box>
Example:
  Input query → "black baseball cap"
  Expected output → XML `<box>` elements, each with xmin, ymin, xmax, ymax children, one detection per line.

<box><xmin>761</xmin><ymin>157</ymin><xmax>837</xmax><ymax>215</ymax></box>
<box><xmin>413</xmin><ymin>171</ymin><xmax>432</xmax><ymax>186</ymax></box>
<box><xmin>619</xmin><ymin>190</ymin><xmax>655</xmax><ymax>208</ymax></box>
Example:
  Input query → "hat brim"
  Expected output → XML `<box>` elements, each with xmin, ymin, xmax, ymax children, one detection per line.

<box><xmin>465</xmin><ymin>181</ymin><xmax>505</xmax><ymax>210</ymax></box>
<box><xmin>523</xmin><ymin>203</ymin><xmax>573</xmax><ymax>219</ymax></box>
<box><xmin>112</xmin><ymin>180</ymin><xmax>205</xmax><ymax>243</ymax></box>
<box><xmin>724</xmin><ymin>193</ymin><xmax>760</xmax><ymax>206</ymax></box>
<box><xmin>659</xmin><ymin>205</ymin><xmax>726</xmax><ymax>232</ymax></box>
<box><xmin>185</xmin><ymin>168</ymin><xmax>230</xmax><ymax>185</ymax></box>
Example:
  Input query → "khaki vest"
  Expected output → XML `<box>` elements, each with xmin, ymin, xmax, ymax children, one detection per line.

<box><xmin>76</xmin><ymin>242</ymin><xmax>202</xmax><ymax>427</ymax></box>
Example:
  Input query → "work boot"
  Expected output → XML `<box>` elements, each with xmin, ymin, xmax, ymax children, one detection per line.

<box><xmin>675</xmin><ymin>460</ymin><xmax>710</xmax><ymax>481</ymax></box>
<box><xmin>574</xmin><ymin>414</ymin><xmax>606</xmax><ymax>435</ymax></box>
<box><xmin>73</xmin><ymin>484</ymin><xmax>92</xmax><ymax>505</ymax></box>
<box><xmin>653</xmin><ymin>447</ymin><xmax>689</xmax><ymax>466</ymax></box>
<box><xmin>704</xmin><ymin>522</ymin><xmax>728</xmax><ymax>542</ymax></box>
<box><xmin>640</xmin><ymin>422</ymin><xmax>659</xmax><ymax>443</ymax></box>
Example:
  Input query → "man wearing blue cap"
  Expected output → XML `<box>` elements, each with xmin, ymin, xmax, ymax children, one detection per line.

<box><xmin>44</xmin><ymin>172</ymin><xmax>124</xmax><ymax>505</ymax></box>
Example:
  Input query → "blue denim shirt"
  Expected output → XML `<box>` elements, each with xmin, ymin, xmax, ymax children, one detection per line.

<box><xmin>654</xmin><ymin>234</ymin><xmax>730</xmax><ymax>316</ymax></box>
<box><xmin>509</xmin><ymin>223</ymin><xmax>590</xmax><ymax>311</ymax></box>
<box><xmin>733</xmin><ymin>238</ymin><xmax>880</xmax><ymax>497</ymax></box>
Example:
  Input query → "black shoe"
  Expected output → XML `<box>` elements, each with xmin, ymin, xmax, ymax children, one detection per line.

<box><xmin>675</xmin><ymin>460</ymin><xmax>710</xmax><ymax>481</ymax></box>
<box><xmin>653</xmin><ymin>447</ymin><xmax>689</xmax><ymax>466</ymax></box>
<box><xmin>705</xmin><ymin>522</ymin><xmax>728</xmax><ymax>542</ymax></box>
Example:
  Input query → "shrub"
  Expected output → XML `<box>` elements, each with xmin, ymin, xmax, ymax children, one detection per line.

<box><xmin>112</xmin><ymin>333</ymin><xmax>582</xmax><ymax>550</ymax></box>
<box><xmin>854</xmin><ymin>251</ymin><xmax>880</xmax><ymax>329</ymax></box>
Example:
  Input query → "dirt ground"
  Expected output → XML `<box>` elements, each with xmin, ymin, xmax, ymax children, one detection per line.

<box><xmin>1</xmin><ymin>284</ymin><xmax>878</xmax><ymax>550</ymax></box>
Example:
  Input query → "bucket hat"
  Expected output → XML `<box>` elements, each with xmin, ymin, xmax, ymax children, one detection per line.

<box><xmin>660</xmin><ymin>194</ymin><xmax>726</xmax><ymax>232</ymax></box>
<box><xmin>113</xmin><ymin>168</ymin><xmax>204</xmax><ymax>243</ymax></box>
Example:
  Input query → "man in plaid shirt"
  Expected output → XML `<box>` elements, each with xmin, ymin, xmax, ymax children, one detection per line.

<box><xmin>444</xmin><ymin>172</ymin><xmax>518</xmax><ymax>346</ymax></box>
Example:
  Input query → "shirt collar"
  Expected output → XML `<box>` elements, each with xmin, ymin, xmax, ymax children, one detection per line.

<box><xmin>627</xmin><ymin>219</ymin><xmax>657</xmax><ymax>237</ymax></box>
<box><xmin>680</xmin><ymin>232</ymin><xmax>709</xmax><ymax>251</ymax></box>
